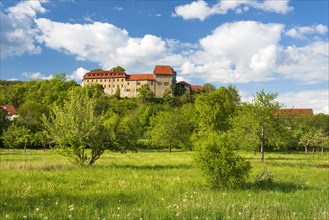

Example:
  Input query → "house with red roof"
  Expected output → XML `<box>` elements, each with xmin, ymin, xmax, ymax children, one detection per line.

<box><xmin>276</xmin><ymin>108</ymin><xmax>313</xmax><ymax>117</ymax></box>
<box><xmin>0</xmin><ymin>105</ymin><xmax>18</xmax><ymax>121</ymax></box>
<box><xmin>81</xmin><ymin>65</ymin><xmax>176</xmax><ymax>98</ymax></box>
<box><xmin>191</xmin><ymin>85</ymin><xmax>203</xmax><ymax>93</ymax></box>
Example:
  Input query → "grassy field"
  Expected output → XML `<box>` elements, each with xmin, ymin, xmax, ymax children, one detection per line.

<box><xmin>0</xmin><ymin>149</ymin><xmax>328</xmax><ymax>219</ymax></box>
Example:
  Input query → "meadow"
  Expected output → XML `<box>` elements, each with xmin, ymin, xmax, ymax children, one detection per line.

<box><xmin>0</xmin><ymin>149</ymin><xmax>328</xmax><ymax>220</ymax></box>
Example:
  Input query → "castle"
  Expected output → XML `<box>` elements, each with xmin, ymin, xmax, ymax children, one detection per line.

<box><xmin>81</xmin><ymin>65</ymin><xmax>176</xmax><ymax>98</ymax></box>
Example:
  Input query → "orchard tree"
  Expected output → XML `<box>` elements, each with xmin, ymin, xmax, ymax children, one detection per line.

<box><xmin>194</xmin><ymin>132</ymin><xmax>251</xmax><ymax>189</ymax></box>
<box><xmin>43</xmin><ymin>88</ymin><xmax>111</xmax><ymax>165</ymax></box>
<box><xmin>194</xmin><ymin>86</ymin><xmax>240</xmax><ymax>133</ymax></box>
<box><xmin>299</xmin><ymin>128</ymin><xmax>327</xmax><ymax>157</ymax></box>
<box><xmin>2</xmin><ymin>124</ymin><xmax>32</xmax><ymax>152</ymax></box>
<box><xmin>147</xmin><ymin>108</ymin><xmax>191</xmax><ymax>152</ymax></box>
<box><xmin>231</xmin><ymin>90</ymin><xmax>283</xmax><ymax>162</ymax></box>
<box><xmin>104</xmin><ymin>111</ymin><xmax>138</xmax><ymax>153</ymax></box>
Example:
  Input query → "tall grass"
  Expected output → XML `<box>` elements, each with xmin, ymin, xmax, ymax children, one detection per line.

<box><xmin>0</xmin><ymin>149</ymin><xmax>328</xmax><ymax>219</ymax></box>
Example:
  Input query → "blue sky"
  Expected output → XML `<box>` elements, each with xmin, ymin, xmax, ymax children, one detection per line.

<box><xmin>1</xmin><ymin>0</ymin><xmax>328</xmax><ymax>113</ymax></box>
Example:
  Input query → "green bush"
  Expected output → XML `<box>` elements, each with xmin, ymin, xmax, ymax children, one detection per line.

<box><xmin>194</xmin><ymin>132</ymin><xmax>251</xmax><ymax>189</ymax></box>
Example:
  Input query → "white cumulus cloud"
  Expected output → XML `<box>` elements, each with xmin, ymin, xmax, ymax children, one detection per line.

<box><xmin>180</xmin><ymin>21</ymin><xmax>283</xmax><ymax>83</ymax></box>
<box><xmin>278</xmin><ymin>89</ymin><xmax>329</xmax><ymax>114</ymax></box>
<box><xmin>67</xmin><ymin>67</ymin><xmax>89</xmax><ymax>81</ymax></box>
<box><xmin>35</xmin><ymin>18</ymin><xmax>169</xmax><ymax>73</ymax></box>
<box><xmin>285</xmin><ymin>24</ymin><xmax>328</xmax><ymax>39</ymax></box>
<box><xmin>173</xmin><ymin>0</ymin><xmax>293</xmax><ymax>21</ymax></box>
<box><xmin>0</xmin><ymin>0</ymin><xmax>46</xmax><ymax>58</ymax></box>
<box><xmin>178</xmin><ymin>21</ymin><xmax>328</xmax><ymax>85</ymax></box>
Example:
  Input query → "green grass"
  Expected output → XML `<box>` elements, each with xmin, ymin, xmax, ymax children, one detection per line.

<box><xmin>0</xmin><ymin>149</ymin><xmax>328</xmax><ymax>219</ymax></box>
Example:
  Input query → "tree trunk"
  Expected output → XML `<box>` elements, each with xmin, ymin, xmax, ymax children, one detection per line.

<box><xmin>321</xmin><ymin>145</ymin><xmax>324</xmax><ymax>155</ymax></box>
<box><xmin>169</xmin><ymin>143</ymin><xmax>172</xmax><ymax>153</ymax></box>
<box><xmin>260</xmin><ymin>126</ymin><xmax>265</xmax><ymax>162</ymax></box>
<box><xmin>312</xmin><ymin>147</ymin><xmax>315</xmax><ymax>158</ymax></box>
<box><xmin>24</xmin><ymin>140</ymin><xmax>27</xmax><ymax>153</ymax></box>
<box><xmin>305</xmin><ymin>146</ymin><xmax>308</xmax><ymax>154</ymax></box>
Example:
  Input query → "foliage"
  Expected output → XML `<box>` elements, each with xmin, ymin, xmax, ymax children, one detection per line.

<box><xmin>42</xmin><ymin>88</ymin><xmax>111</xmax><ymax>165</ymax></box>
<box><xmin>147</xmin><ymin>107</ymin><xmax>192</xmax><ymax>152</ymax></box>
<box><xmin>202</xmin><ymin>83</ymin><xmax>216</xmax><ymax>93</ymax></box>
<box><xmin>299</xmin><ymin>128</ymin><xmax>327</xmax><ymax>155</ymax></box>
<box><xmin>2</xmin><ymin>124</ymin><xmax>32</xmax><ymax>150</ymax></box>
<box><xmin>194</xmin><ymin>86</ymin><xmax>240</xmax><ymax>133</ymax></box>
<box><xmin>90</xmin><ymin>68</ymin><xmax>103</xmax><ymax>72</ymax></box>
<box><xmin>0</xmin><ymin>110</ymin><xmax>10</xmax><ymax>147</ymax></box>
<box><xmin>111</xmin><ymin>66</ymin><xmax>125</xmax><ymax>72</ymax></box>
<box><xmin>138</xmin><ymin>84</ymin><xmax>154</xmax><ymax>103</ymax></box>
<box><xmin>231</xmin><ymin>90</ymin><xmax>283</xmax><ymax>161</ymax></box>
<box><xmin>194</xmin><ymin>132</ymin><xmax>251</xmax><ymax>189</ymax></box>
<box><xmin>16</xmin><ymin>100</ymin><xmax>49</xmax><ymax>133</ymax></box>
<box><xmin>104</xmin><ymin>112</ymin><xmax>138</xmax><ymax>152</ymax></box>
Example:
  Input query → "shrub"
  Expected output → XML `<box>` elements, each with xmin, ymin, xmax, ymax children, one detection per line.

<box><xmin>194</xmin><ymin>132</ymin><xmax>251</xmax><ymax>189</ymax></box>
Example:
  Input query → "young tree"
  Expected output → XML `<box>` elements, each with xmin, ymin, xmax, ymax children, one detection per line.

<box><xmin>2</xmin><ymin>124</ymin><xmax>32</xmax><ymax>152</ymax></box>
<box><xmin>147</xmin><ymin>108</ymin><xmax>191</xmax><ymax>152</ymax></box>
<box><xmin>231</xmin><ymin>90</ymin><xmax>283</xmax><ymax>162</ymax></box>
<box><xmin>42</xmin><ymin>88</ymin><xmax>111</xmax><ymax>165</ymax></box>
<box><xmin>299</xmin><ymin>128</ymin><xmax>327</xmax><ymax>157</ymax></box>
<box><xmin>194</xmin><ymin>86</ymin><xmax>240</xmax><ymax>133</ymax></box>
<box><xmin>194</xmin><ymin>132</ymin><xmax>251</xmax><ymax>189</ymax></box>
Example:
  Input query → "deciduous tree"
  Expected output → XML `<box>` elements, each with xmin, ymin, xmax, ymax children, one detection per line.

<box><xmin>43</xmin><ymin>88</ymin><xmax>111</xmax><ymax>165</ymax></box>
<box><xmin>231</xmin><ymin>90</ymin><xmax>283</xmax><ymax>162</ymax></box>
<box><xmin>147</xmin><ymin>108</ymin><xmax>191</xmax><ymax>152</ymax></box>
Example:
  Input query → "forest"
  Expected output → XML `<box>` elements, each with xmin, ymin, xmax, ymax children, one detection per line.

<box><xmin>1</xmin><ymin>74</ymin><xmax>328</xmax><ymax>160</ymax></box>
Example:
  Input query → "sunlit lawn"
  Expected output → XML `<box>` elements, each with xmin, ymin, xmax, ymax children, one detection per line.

<box><xmin>0</xmin><ymin>149</ymin><xmax>328</xmax><ymax>219</ymax></box>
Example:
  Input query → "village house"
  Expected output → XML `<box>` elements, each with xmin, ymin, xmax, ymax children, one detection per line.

<box><xmin>0</xmin><ymin>105</ymin><xmax>17</xmax><ymax>121</ymax></box>
<box><xmin>276</xmin><ymin>108</ymin><xmax>314</xmax><ymax>117</ymax></box>
<box><xmin>81</xmin><ymin>65</ymin><xmax>176</xmax><ymax>98</ymax></box>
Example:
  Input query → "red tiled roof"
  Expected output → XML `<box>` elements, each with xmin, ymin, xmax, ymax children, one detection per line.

<box><xmin>83</xmin><ymin>70</ymin><xmax>126</xmax><ymax>79</ymax></box>
<box><xmin>276</xmin><ymin>108</ymin><xmax>313</xmax><ymax>117</ymax></box>
<box><xmin>0</xmin><ymin>105</ymin><xmax>17</xmax><ymax>116</ymax></box>
<box><xmin>127</xmin><ymin>74</ymin><xmax>155</xmax><ymax>81</ymax></box>
<box><xmin>153</xmin><ymin>65</ymin><xmax>173</xmax><ymax>75</ymax></box>
<box><xmin>191</xmin><ymin>85</ymin><xmax>203</xmax><ymax>93</ymax></box>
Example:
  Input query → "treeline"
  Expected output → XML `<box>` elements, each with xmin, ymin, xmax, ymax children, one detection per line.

<box><xmin>1</xmin><ymin>76</ymin><xmax>328</xmax><ymax>160</ymax></box>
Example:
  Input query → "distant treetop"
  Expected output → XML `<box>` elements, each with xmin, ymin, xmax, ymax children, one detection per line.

<box><xmin>90</xmin><ymin>68</ymin><xmax>103</xmax><ymax>72</ymax></box>
<box><xmin>111</xmin><ymin>66</ymin><xmax>125</xmax><ymax>72</ymax></box>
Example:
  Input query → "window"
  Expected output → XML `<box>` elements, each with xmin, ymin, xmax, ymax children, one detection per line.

<box><xmin>103</xmin><ymin>85</ymin><xmax>106</xmax><ymax>88</ymax></box>
<box><xmin>127</xmin><ymin>82</ymin><xmax>129</xmax><ymax>85</ymax></box>
<box><xmin>157</xmin><ymin>82</ymin><xmax>162</xmax><ymax>86</ymax></box>
<box><xmin>100</xmin><ymin>79</ymin><xmax>102</xmax><ymax>82</ymax></box>
<box><xmin>91</xmin><ymin>79</ymin><xmax>93</xmax><ymax>82</ymax></box>
<box><xmin>96</xmin><ymin>79</ymin><xmax>98</xmax><ymax>82</ymax></box>
<box><xmin>121</xmin><ymin>79</ymin><xmax>123</xmax><ymax>82</ymax></box>
<box><xmin>151</xmin><ymin>82</ymin><xmax>153</xmax><ymax>85</ymax></box>
<box><xmin>104</xmin><ymin>79</ymin><xmax>107</xmax><ymax>82</ymax></box>
<box><xmin>137</xmin><ymin>82</ymin><xmax>141</xmax><ymax>85</ymax></box>
<box><xmin>121</xmin><ymin>84</ymin><xmax>123</xmax><ymax>88</ymax></box>
<box><xmin>87</xmin><ymin>80</ymin><xmax>89</xmax><ymax>83</ymax></box>
<box><xmin>164</xmin><ymin>82</ymin><xmax>169</xmax><ymax>86</ymax></box>
<box><xmin>117</xmin><ymin>79</ymin><xmax>119</xmax><ymax>82</ymax></box>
